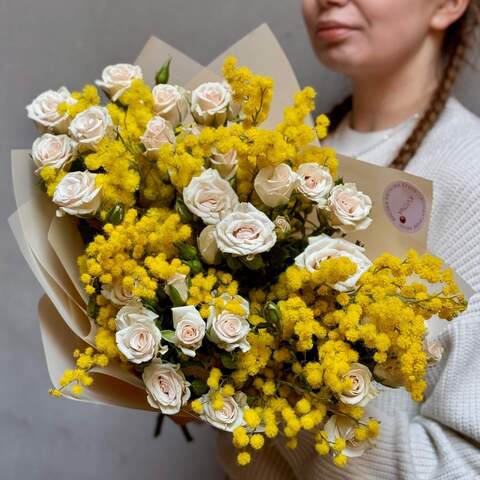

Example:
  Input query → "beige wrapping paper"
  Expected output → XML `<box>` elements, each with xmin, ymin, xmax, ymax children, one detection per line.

<box><xmin>9</xmin><ymin>23</ymin><xmax>472</xmax><ymax>412</ymax></box>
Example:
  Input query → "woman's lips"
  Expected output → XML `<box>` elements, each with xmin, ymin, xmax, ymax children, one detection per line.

<box><xmin>316</xmin><ymin>21</ymin><xmax>357</xmax><ymax>43</ymax></box>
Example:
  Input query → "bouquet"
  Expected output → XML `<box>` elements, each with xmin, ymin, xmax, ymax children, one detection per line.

<box><xmin>13</xmin><ymin>27</ymin><xmax>468</xmax><ymax>469</ymax></box>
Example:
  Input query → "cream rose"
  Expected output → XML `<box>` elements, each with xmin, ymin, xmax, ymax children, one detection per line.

<box><xmin>339</xmin><ymin>363</ymin><xmax>379</xmax><ymax>406</ymax></box>
<box><xmin>142</xmin><ymin>360</ymin><xmax>191</xmax><ymax>414</ymax></box>
<box><xmin>254</xmin><ymin>164</ymin><xmax>297</xmax><ymax>208</ymax></box>
<box><xmin>274</xmin><ymin>216</ymin><xmax>291</xmax><ymax>241</ymax></box>
<box><xmin>140</xmin><ymin>116</ymin><xmax>176</xmax><ymax>158</ymax></box>
<box><xmin>215</xmin><ymin>203</ymin><xmax>277</xmax><ymax>256</ymax></box>
<box><xmin>68</xmin><ymin>106</ymin><xmax>114</xmax><ymax>149</ymax></box>
<box><xmin>101</xmin><ymin>279</ymin><xmax>137</xmax><ymax>305</ymax></box>
<box><xmin>209</xmin><ymin>148</ymin><xmax>238</xmax><ymax>180</ymax></box>
<box><xmin>294</xmin><ymin>234</ymin><xmax>372</xmax><ymax>292</ymax></box>
<box><xmin>171</xmin><ymin>305</ymin><xmax>206</xmax><ymax>357</ymax></box>
<box><xmin>328</xmin><ymin>183</ymin><xmax>373</xmax><ymax>233</ymax></box>
<box><xmin>115</xmin><ymin>303</ymin><xmax>166</xmax><ymax>364</ymax></box>
<box><xmin>26</xmin><ymin>87</ymin><xmax>76</xmax><ymax>133</ymax></box>
<box><xmin>199</xmin><ymin>391</ymin><xmax>247</xmax><ymax>432</ymax></box>
<box><xmin>191</xmin><ymin>82</ymin><xmax>232</xmax><ymax>126</ymax></box>
<box><xmin>31</xmin><ymin>133</ymin><xmax>77</xmax><ymax>172</ymax></box>
<box><xmin>425</xmin><ymin>339</ymin><xmax>444</xmax><ymax>365</ymax></box>
<box><xmin>207</xmin><ymin>294</ymin><xmax>250</xmax><ymax>352</ymax></box>
<box><xmin>53</xmin><ymin>171</ymin><xmax>102</xmax><ymax>217</ymax></box>
<box><xmin>95</xmin><ymin>63</ymin><xmax>143</xmax><ymax>101</ymax></box>
<box><xmin>296</xmin><ymin>163</ymin><xmax>333</xmax><ymax>205</ymax></box>
<box><xmin>324</xmin><ymin>415</ymin><xmax>373</xmax><ymax>458</ymax></box>
<box><xmin>198</xmin><ymin>225</ymin><xmax>221</xmax><ymax>265</ymax></box>
<box><xmin>164</xmin><ymin>273</ymin><xmax>189</xmax><ymax>304</ymax></box>
<box><xmin>152</xmin><ymin>84</ymin><xmax>190</xmax><ymax>127</ymax></box>
<box><xmin>183</xmin><ymin>169</ymin><xmax>239</xmax><ymax>225</ymax></box>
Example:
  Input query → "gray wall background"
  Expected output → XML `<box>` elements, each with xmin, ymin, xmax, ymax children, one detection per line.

<box><xmin>1</xmin><ymin>1</ymin><xmax>478</xmax><ymax>479</ymax></box>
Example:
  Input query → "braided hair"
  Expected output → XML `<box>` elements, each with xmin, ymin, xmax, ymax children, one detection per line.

<box><xmin>327</xmin><ymin>2</ymin><xmax>480</xmax><ymax>171</ymax></box>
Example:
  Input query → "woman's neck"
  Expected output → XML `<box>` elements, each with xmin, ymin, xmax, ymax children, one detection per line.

<box><xmin>350</xmin><ymin>41</ymin><xmax>444</xmax><ymax>132</ymax></box>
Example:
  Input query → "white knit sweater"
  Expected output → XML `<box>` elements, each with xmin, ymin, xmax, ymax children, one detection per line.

<box><xmin>219</xmin><ymin>98</ymin><xmax>480</xmax><ymax>480</ymax></box>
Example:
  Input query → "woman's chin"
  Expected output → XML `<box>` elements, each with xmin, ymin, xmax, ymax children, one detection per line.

<box><xmin>315</xmin><ymin>46</ymin><xmax>367</xmax><ymax>76</ymax></box>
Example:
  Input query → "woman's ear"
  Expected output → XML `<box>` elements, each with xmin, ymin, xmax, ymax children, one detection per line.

<box><xmin>431</xmin><ymin>0</ymin><xmax>470</xmax><ymax>30</ymax></box>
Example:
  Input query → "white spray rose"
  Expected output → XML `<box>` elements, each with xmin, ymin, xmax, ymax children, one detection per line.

<box><xmin>274</xmin><ymin>216</ymin><xmax>291</xmax><ymax>235</ymax></box>
<box><xmin>68</xmin><ymin>106</ymin><xmax>114</xmax><ymax>149</ymax></box>
<box><xmin>425</xmin><ymin>339</ymin><xmax>444</xmax><ymax>365</ymax></box>
<box><xmin>152</xmin><ymin>84</ymin><xmax>190</xmax><ymax>127</ymax></box>
<box><xmin>95</xmin><ymin>63</ymin><xmax>143</xmax><ymax>101</ymax></box>
<box><xmin>53</xmin><ymin>171</ymin><xmax>102</xmax><ymax>217</ymax></box>
<box><xmin>207</xmin><ymin>293</ymin><xmax>250</xmax><ymax>353</ymax></box>
<box><xmin>324</xmin><ymin>415</ymin><xmax>373</xmax><ymax>458</ymax></box>
<box><xmin>26</xmin><ymin>87</ymin><xmax>76</xmax><ymax>133</ymax></box>
<box><xmin>328</xmin><ymin>183</ymin><xmax>373</xmax><ymax>233</ymax></box>
<box><xmin>199</xmin><ymin>391</ymin><xmax>247</xmax><ymax>432</ymax></box>
<box><xmin>191</xmin><ymin>82</ymin><xmax>232</xmax><ymax>126</ymax></box>
<box><xmin>182</xmin><ymin>123</ymin><xmax>202</xmax><ymax>137</ymax></box>
<box><xmin>101</xmin><ymin>280</ymin><xmax>137</xmax><ymax>305</ymax></box>
<box><xmin>339</xmin><ymin>363</ymin><xmax>379</xmax><ymax>406</ymax></box>
<box><xmin>164</xmin><ymin>273</ymin><xmax>189</xmax><ymax>304</ymax></box>
<box><xmin>142</xmin><ymin>360</ymin><xmax>191</xmax><ymax>414</ymax></box>
<box><xmin>296</xmin><ymin>163</ymin><xmax>333</xmax><ymax>205</ymax></box>
<box><xmin>140</xmin><ymin>116</ymin><xmax>176</xmax><ymax>158</ymax></box>
<box><xmin>31</xmin><ymin>133</ymin><xmax>77</xmax><ymax>172</ymax></box>
<box><xmin>183</xmin><ymin>169</ymin><xmax>239</xmax><ymax>225</ymax></box>
<box><xmin>171</xmin><ymin>305</ymin><xmax>206</xmax><ymax>357</ymax></box>
<box><xmin>198</xmin><ymin>225</ymin><xmax>221</xmax><ymax>265</ymax></box>
<box><xmin>209</xmin><ymin>148</ymin><xmax>238</xmax><ymax>180</ymax></box>
<box><xmin>254</xmin><ymin>164</ymin><xmax>297</xmax><ymax>208</ymax></box>
<box><xmin>115</xmin><ymin>303</ymin><xmax>166</xmax><ymax>364</ymax></box>
<box><xmin>215</xmin><ymin>203</ymin><xmax>277</xmax><ymax>256</ymax></box>
<box><xmin>294</xmin><ymin>234</ymin><xmax>372</xmax><ymax>292</ymax></box>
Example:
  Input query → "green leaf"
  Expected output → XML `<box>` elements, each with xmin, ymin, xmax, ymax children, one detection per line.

<box><xmin>175</xmin><ymin>197</ymin><xmax>194</xmax><ymax>224</ymax></box>
<box><xmin>191</xmin><ymin>379</ymin><xmax>209</xmax><ymax>396</ymax></box>
<box><xmin>228</xmin><ymin>176</ymin><xmax>237</xmax><ymax>190</ymax></box>
<box><xmin>264</xmin><ymin>302</ymin><xmax>281</xmax><ymax>324</ymax></box>
<box><xmin>87</xmin><ymin>295</ymin><xmax>99</xmax><ymax>319</ymax></box>
<box><xmin>175</xmin><ymin>242</ymin><xmax>198</xmax><ymax>261</ymax></box>
<box><xmin>221</xmin><ymin>353</ymin><xmax>237</xmax><ymax>370</ymax></box>
<box><xmin>167</xmin><ymin>285</ymin><xmax>186</xmax><ymax>307</ymax></box>
<box><xmin>106</xmin><ymin>204</ymin><xmax>124</xmax><ymax>225</ymax></box>
<box><xmin>161</xmin><ymin>330</ymin><xmax>176</xmax><ymax>343</ymax></box>
<box><xmin>155</xmin><ymin>57</ymin><xmax>172</xmax><ymax>85</ymax></box>
<box><xmin>185</xmin><ymin>259</ymin><xmax>203</xmax><ymax>275</ymax></box>
<box><xmin>240</xmin><ymin>255</ymin><xmax>264</xmax><ymax>271</ymax></box>
<box><xmin>334</xmin><ymin>177</ymin><xmax>344</xmax><ymax>186</ymax></box>
<box><xmin>141</xmin><ymin>297</ymin><xmax>160</xmax><ymax>313</ymax></box>
<box><xmin>253</xmin><ymin>322</ymin><xmax>271</xmax><ymax>331</ymax></box>
<box><xmin>226</xmin><ymin>255</ymin><xmax>243</xmax><ymax>271</ymax></box>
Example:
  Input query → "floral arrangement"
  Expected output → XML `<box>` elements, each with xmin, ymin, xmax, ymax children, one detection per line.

<box><xmin>25</xmin><ymin>58</ymin><xmax>467</xmax><ymax>468</ymax></box>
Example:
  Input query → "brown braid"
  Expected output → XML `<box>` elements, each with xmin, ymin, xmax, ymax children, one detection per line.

<box><xmin>328</xmin><ymin>2</ymin><xmax>480</xmax><ymax>171</ymax></box>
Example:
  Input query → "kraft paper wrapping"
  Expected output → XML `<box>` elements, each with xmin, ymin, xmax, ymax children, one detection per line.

<box><xmin>8</xmin><ymin>23</ymin><xmax>472</xmax><ymax>412</ymax></box>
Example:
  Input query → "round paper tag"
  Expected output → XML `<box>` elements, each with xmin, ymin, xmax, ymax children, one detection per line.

<box><xmin>383</xmin><ymin>181</ymin><xmax>427</xmax><ymax>233</ymax></box>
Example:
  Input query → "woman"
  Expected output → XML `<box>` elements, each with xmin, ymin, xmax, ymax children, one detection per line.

<box><xmin>219</xmin><ymin>0</ymin><xmax>480</xmax><ymax>478</ymax></box>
